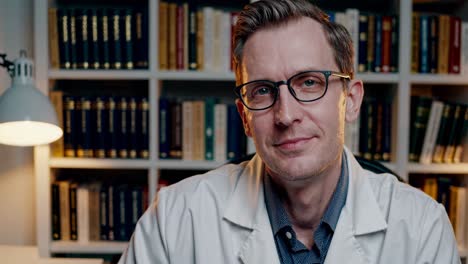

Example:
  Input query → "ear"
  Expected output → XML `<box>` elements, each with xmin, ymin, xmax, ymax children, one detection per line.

<box><xmin>345</xmin><ymin>79</ymin><xmax>364</xmax><ymax>123</ymax></box>
<box><xmin>236</xmin><ymin>99</ymin><xmax>252</xmax><ymax>137</ymax></box>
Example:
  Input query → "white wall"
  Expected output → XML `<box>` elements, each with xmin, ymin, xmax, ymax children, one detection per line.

<box><xmin>0</xmin><ymin>0</ymin><xmax>36</xmax><ymax>245</ymax></box>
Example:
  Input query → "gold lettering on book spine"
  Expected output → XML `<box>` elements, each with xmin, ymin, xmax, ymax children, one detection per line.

<box><xmin>126</xmin><ymin>14</ymin><xmax>133</xmax><ymax>69</ymax></box>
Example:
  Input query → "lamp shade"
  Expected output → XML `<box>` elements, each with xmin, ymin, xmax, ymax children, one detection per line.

<box><xmin>0</xmin><ymin>51</ymin><xmax>62</xmax><ymax>146</ymax></box>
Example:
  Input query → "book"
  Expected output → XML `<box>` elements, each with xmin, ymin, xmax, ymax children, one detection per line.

<box><xmin>367</xmin><ymin>14</ymin><xmax>375</xmax><ymax>72</ymax></box>
<box><xmin>69</xmin><ymin>8</ymin><xmax>78</xmax><ymax>69</ymax></box>
<box><xmin>188</xmin><ymin>3</ymin><xmax>197</xmax><ymax>70</ymax></box>
<box><xmin>48</xmin><ymin>8</ymin><xmax>60</xmax><ymax>69</ymax></box>
<box><xmin>117</xmin><ymin>97</ymin><xmax>129</xmax><ymax>158</ymax></box>
<box><xmin>110</xmin><ymin>8</ymin><xmax>123</xmax><ymax>69</ymax></box>
<box><xmin>63</xmin><ymin>96</ymin><xmax>77</xmax><ymax>157</ymax></box>
<box><xmin>419</xmin><ymin>15</ymin><xmax>430</xmax><ymax>73</ymax></box>
<box><xmin>453</xmin><ymin>107</ymin><xmax>468</xmax><ymax>163</ymax></box>
<box><xmin>76</xmin><ymin>96</ymin><xmax>94</xmax><ymax>158</ymax></box>
<box><xmin>57</xmin><ymin>8</ymin><xmax>71</xmax><ymax>69</ymax></box>
<box><xmin>69</xmin><ymin>182</ymin><xmax>78</xmax><ymax>240</ymax></box>
<box><xmin>100</xmin><ymin>8</ymin><xmax>111</xmax><ymax>69</ymax></box>
<box><xmin>433</xmin><ymin>103</ymin><xmax>454</xmax><ymax>163</ymax></box>
<box><xmin>428</xmin><ymin>15</ymin><xmax>438</xmax><ymax>74</ymax></box>
<box><xmin>107</xmin><ymin>97</ymin><xmax>118</xmax><ymax>158</ymax></box>
<box><xmin>159</xmin><ymin>97</ymin><xmax>171</xmax><ymax>159</ymax></box>
<box><xmin>359</xmin><ymin>98</ymin><xmax>376</xmax><ymax>160</ymax></box>
<box><xmin>158</xmin><ymin>1</ymin><xmax>169</xmax><ymax>70</ymax></box>
<box><xmin>448</xmin><ymin>16</ymin><xmax>461</xmax><ymax>74</ymax></box>
<box><xmin>214</xmin><ymin>103</ymin><xmax>227</xmax><ymax>161</ymax></box>
<box><xmin>88</xmin><ymin>182</ymin><xmax>101</xmax><ymax>241</ymax></box>
<box><xmin>411</xmin><ymin>12</ymin><xmax>420</xmax><ymax>73</ymax></box>
<box><xmin>76</xmin><ymin>8</ymin><xmax>90</xmax><ymax>69</ymax></box>
<box><xmin>182</xmin><ymin>100</ymin><xmax>194</xmax><ymax>160</ymax></box>
<box><xmin>128</xmin><ymin>97</ymin><xmax>139</xmax><ymax>159</ymax></box>
<box><xmin>374</xmin><ymin>15</ymin><xmax>383</xmax><ymax>72</ymax></box>
<box><xmin>49</xmin><ymin>91</ymin><xmax>64</xmax><ymax>157</ymax></box>
<box><xmin>168</xmin><ymin>2</ymin><xmax>177</xmax><ymax>70</ymax></box>
<box><xmin>461</xmin><ymin>22</ymin><xmax>468</xmax><ymax>75</ymax></box>
<box><xmin>139</xmin><ymin>97</ymin><xmax>149</xmax><ymax>159</ymax></box>
<box><xmin>77</xmin><ymin>184</ymin><xmax>90</xmax><ymax>243</ymax></box>
<box><xmin>438</xmin><ymin>14</ymin><xmax>451</xmax><ymax>74</ymax></box>
<box><xmin>51</xmin><ymin>182</ymin><xmax>61</xmax><ymax>240</ymax></box>
<box><xmin>390</xmin><ymin>15</ymin><xmax>399</xmax><ymax>72</ymax></box>
<box><xmin>192</xmin><ymin>100</ymin><xmax>206</xmax><ymax>160</ymax></box>
<box><xmin>422</xmin><ymin>177</ymin><xmax>438</xmax><ymax>200</ymax></box>
<box><xmin>134</xmin><ymin>8</ymin><xmax>148</xmax><ymax>69</ymax></box>
<box><xmin>443</xmin><ymin>104</ymin><xmax>465</xmax><ymax>163</ymax></box>
<box><xmin>122</xmin><ymin>8</ymin><xmax>134</xmax><ymax>69</ymax></box>
<box><xmin>381</xmin><ymin>101</ymin><xmax>392</xmax><ymax>161</ymax></box>
<box><xmin>346</xmin><ymin>9</ymin><xmax>360</xmax><ymax>73</ymax></box>
<box><xmin>99</xmin><ymin>184</ymin><xmax>109</xmax><ymax>240</ymax></box>
<box><xmin>381</xmin><ymin>16</ymin><xmax>391</xmax><ymax>73</ymax></box>
<box><xmin>169</xmin><ymin>100</ymin><xmax>183</xmax><ymax>159</ymax></box>
<box><xmin>408</xmin><ymin>96</ymin><xmax>432</xmax><ymax>162</ymax></box>
<box><xmin>205</xmin><ymin>97</ymin><xmax>216</xmax><ymax>160</ymax></box>
<box><xmin>419</xmin><ymin>100</ymin><xmax>444</xmax><ymax>164</ymax></box>
<box><xmin>94</xmin><ymin>96</ymin><xmax>108</xmax><ymax>158</ymax></box>
<box><xmin>89</xmin><ymin>8</ymin><xmax>100</xmax><ymax>69</ymax></box>
<box><xmin>58</xmin><ymin>181</ymin><xmax>71</xmax><ymax>240</ymax></box>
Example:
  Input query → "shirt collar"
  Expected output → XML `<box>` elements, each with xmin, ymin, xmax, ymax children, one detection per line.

<box><xmin>264</xmin><ymin>151</ymin><xmax>349</xmax><ymax>234</ymax></box>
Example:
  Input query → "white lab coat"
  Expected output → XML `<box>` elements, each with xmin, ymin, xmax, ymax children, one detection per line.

<box><xmin>119</xmin><ymin>148</ymin><xmax>460</xmax><ymax>264</ymax></box>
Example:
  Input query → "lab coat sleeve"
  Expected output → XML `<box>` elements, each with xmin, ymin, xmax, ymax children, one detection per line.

<box><xmin>118</xmin><ymin>192</ymin><xmax>170</xmax><ymax>264</ymax></box>
<box><xmin>416</xmin><ymin>201</ymin><xmax>460</xmax><ymax>264</ymax></box>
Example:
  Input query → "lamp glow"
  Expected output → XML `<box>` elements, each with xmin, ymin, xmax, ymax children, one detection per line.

<box><xmin>0</xmin><ymin>51</ymin><xmax>63</xmax><ymax>146</ymax></box>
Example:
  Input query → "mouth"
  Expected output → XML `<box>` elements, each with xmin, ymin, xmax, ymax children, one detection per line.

<box><xmin>273</xmin><ymin>137</ymin><xmax>315</xmax><ymax>151</ymax></box>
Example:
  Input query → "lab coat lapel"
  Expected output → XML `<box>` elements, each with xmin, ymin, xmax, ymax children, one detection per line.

<box><xmin>325</xmin><ymin>148</ymin><xmax>388</xmax><ymax>263</ymax></box>
<box><xmin>222</xmin><ymin>155</ymin><xmax>279</xmax><ymax>264</ymax></box>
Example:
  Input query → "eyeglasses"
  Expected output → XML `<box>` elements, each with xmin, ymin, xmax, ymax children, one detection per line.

<box><xmin>235</xmin><ymin>70</ymin><xmax>350</xmax><ymax>110</ymax></box>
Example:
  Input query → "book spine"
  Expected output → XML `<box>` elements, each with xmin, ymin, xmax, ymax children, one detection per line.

<box><xmin>411</xmin><ymin>13</ymin><xmax>420</xmax><ymax>73</ymax></box>
<box><xmin>390</xmin><ymin>15</ymin><xmax>399</xmax><ymax>72</ymax></box>
<box><xmin>134</xmin><ymin>9</ymin><xmax>148</xmax><ymax>69</ymax></box>
<box><xmin>158</xmin><ymin>1</ymin><xmax>169</xmax><ymax>70</ymax></box>
<box><xmin>419</xmin><ymin>15</ymin><xmax>429</xmax><ymax>73</ymax></box>
<box><xmin>139</xmin><ymin>97</ymin><xmax>150</xmax><ymax>159</ymax></box>
<box><xmin>429</xmin><ymin>15</ymin><xmax>438</xmax><ymax>73</ymax></box>
<box><xmin>373</xmin><ymin>15</ymin><xmax>382</xmax><ymax>72</ymax></box>
<box><xmin>57</xmin><ymin>8</ymin><xmax>71</xmax><ymax>69</ymax></box>
<box><xmin>461</xmin><ymin>22</ymin><xmax>468</xmax><ymax>75</ymax></box>
<box><xmin>188</xmin><ymin>3</ymin><xmax>198</xmax><ymax>70</ymax></box>
<box><xmin>128</xmin><ymin>97</ymin><xmax>138</xmax><ymax>159</ymax></box>
<box><xmin>373</xmin><ymin>100</ymin><xmax>383</xmax><ymax>160</ymax></box>
<box><xmin>169</xmin><ymin>100</ymin><xmax>182</xmax><ymax>159</ymax></box>
<box><xmin>408</xmin><ymin>96</ymin><xmax>432</xmax><ymax>162</ymax></box>
<box><xmin>77</xmin><ymin>185</ymin><xmax>90</xmax><ymax>243</ymax></box>
<box><xmin>50</xmin><ymin>91</ymin><xmax>64</xmax><ymax>157</ymax></box>
<box><xmin>192</xmin><ymin>100</ymin><xmax>206</xmax><ymax>160</ymax></box>
<box><xmin>433</xmin><ymin>104</ymin><xmax>454</xmax><ymax>163</ymax></box>
<box><xmin>63</xmin><ymin>96</ymin><xmax>76</xmax><ymax>157</ymax></box>
<box><xmin>123</xmin><ymin>8</ymin><xmax>134</xmax><ymax>69</ymax></box>
<box><xmin>100</xmin><ymin>8</ymin><xmax>111</xmax><ymax>69</ymax></box>
<box><xmin>366</xmin><ymin>14</ymin><xmax>375</xmax><ymax>72</ymax></box>
<box><xmin>358</xmin><ymin>14</ymin><xmax>368</xmax><ymax>73</ymax></box>
<box><xmin>99</xmin><ymin>184</ymin><xmax>109</xmax><ymax>240</ymax></box>
<box><xmin>381</xmin><ymin>16</ymin><xmax>391</xmax><ymax>73</ymax></box>
<box><xmin>168</xmin><ymin>3</ymin><xmax>177</xmax><ymax>70</ymax></box>
<box><xmin>90</xmin><ymin>8</ymin><xmax>100</xmax><ymax>69</ymax></box>
<box><xmin>176</xmin><ymin>4</ymin><xmax>184</xmax><ymax>70</ymax></box>
<box><xmin>107</xmin><ymin>185</ymin><xmax>115</xmax><ymax>240</ymax></box>
<box><xmin>159</xmin><ymin>97</ymin><xmax>171</xmax><ymax>159</ymax></box>
<box><xmin>214</xmin><ymin>103</ymin><xmax>227</xmax><ymax>161</ymax></box>
<box><xmin>69</xmin><ymin>8</ymin><xmax>78</xmax><ymax>69</ymax></box>
<box><xmin>111</xmin><ymin>8</ymin><xmax>122</xmax><ymax>69</ymax></box>
<box><xmin>78</xmin><ymin>96</ymin><xmax>94</xmax><ymax>158</ymax></box>
<box><xmin>227</xmin><ymin>104</ymin><xmax>244</xmax><ymax>160</ymax></box>
<box><xmin>443</xmin><ymin>104</ymin><xmax>464</xmax><ymax>163</ymax></box>
<box><xmin>381</xmin><ymin>101</ymin><xmax>392</xmax><ymax>161</ymax></box>
<box><xmin>419</xmin><ymin>100</ymin><xmax>444</xmax><ymax>164</ymax></box>
<box><xmin>69</xmin><ymin>183</ymin><xmax>78</xmax><ymax>240</ymax></box>
<box><xmin>51</xmin><ymin>182</ymin><xmax>61</xmax><ymax>240</ymax></box>
<box><xmin>59</xmin><ymin>181</ymin><xmax>71</xmax><ymax>240</ymax></box>
<box><xmin>77</xmin><ymin>8</ymin><xmax>90</xmax><ymax>69</ymax></box>
<box><xmin>182</xmin><ymin>101</ymin><xmax>194</xmax><ymax>160</ymax></box>
<box><xmin>205</xmin><ymin>97</ymin><xmax>216</xmax><ymax>160</ymax></box>
<box><xmin>196</xmin><ymin>10</ymin><xmax>204</xmax><ymax>71</ymax></box>
<box><xmin>130</xmin><ymin>186</ymin><xmax>143</xmax><ymax>236</ymax></box>
<box><xmin>107</xmin><ymin>97</ymin><xmax>118</xmax><ymax>158</ymax></box>
<box><xmin>448</xmin><ymin>17</ymin><xmax>461</xmax><ymax>74</ymax></box>
<box><xmin>94</xmin><ymin>96</ymin><xmax>107</xmax><ymax>158</ymax></box>
<box><xmin>48</xmin><ymin>8</ymin><xmax>60</xmax><ymax>69</ymax></box>
<box><xmin>117</xmin><ymin>97</ymin><xmax>129</xmax><ymax>159</ymax></box>
<box><xmin>453</xmin><ymin>107</ymin><xmax>468</xmax><ymax>163</ymax></box>
<box><xmin>438</xmin><ymin>15</ymin><xmax>450</xmax><ymax>74</ymax></box>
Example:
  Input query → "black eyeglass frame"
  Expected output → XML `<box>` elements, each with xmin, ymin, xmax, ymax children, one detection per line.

<box><xmin>235</xmin><ymin>70</ymin><xmax>351</xmax><ymax>111</ymax></box>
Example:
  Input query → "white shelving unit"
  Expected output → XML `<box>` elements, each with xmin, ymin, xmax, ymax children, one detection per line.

<box><xmin>33</xmin><ymin>0</ymin><xmax>468</xmax><ymax>259</ymax></box>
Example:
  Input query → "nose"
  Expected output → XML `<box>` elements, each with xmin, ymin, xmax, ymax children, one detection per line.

<box><xmin>273</xmin><ymin>84</ymin><xmax>302</xmax><ymax>127</ymax></box>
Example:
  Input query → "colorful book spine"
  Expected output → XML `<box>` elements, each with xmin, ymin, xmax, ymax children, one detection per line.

<box><xmin>419</xmin><ymin>15</ymin><xmax>430</xmax><ymax>73</ymax></box>
<box><xmin>448</xmin><ymin>16</ymin><xmax>461</xmax><ymax>74</ymax></box>
<box><xmin>158</xmin><ymin>1</ymin><xmax>169</xmax><ymax>70</ymax></box>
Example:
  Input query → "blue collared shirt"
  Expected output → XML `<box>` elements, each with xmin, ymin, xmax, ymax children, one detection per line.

<box><xmin>264</xmin><ymin>152</ymin><xmax>349</xmax><ymax>264</ymax></box>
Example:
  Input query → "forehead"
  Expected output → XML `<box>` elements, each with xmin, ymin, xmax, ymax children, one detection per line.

<box><xmin>240</xmin><ymin>17</ymin><xmax>336</xmax><ymax>81</ymax></box>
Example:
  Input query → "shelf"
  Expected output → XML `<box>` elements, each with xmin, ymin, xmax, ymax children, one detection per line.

<box><xmin>355</xmin><ymin>73</ymin><xmax>400</xmax><ymax>83</ymax></box>
<box><xmin>157</xmin><ymin>159</ymin><xmax>227</xmax><ymax>170</ymax></box>
<box><xmin>48</xmin><ymin>69</ymin><xmax>152</xmax><ymax>80</ymax></box>
<box><xmin>410</xmin><ymin>74</ymin><xmax>468</xmax><ymax>85</ymax></box>
<box><xmin>157</xmin><ymin>70</ymin><xmax>235</xmax><ymax>81</ymax></box>
<box><xmin>50</xmin><ymin>241</ymin><xmax>127</xmax><ymax>254</ymax></box>
<box><xmin>49</xmin><ymin>158</ymin><xmax>153</xmax><ymax>169</ymax></box>
<box><xmin>459</xmin><ymin>245</ymin><xmax>468</xmax><ymax>258</ymax></box>
<box><xmin>407</xmin><ymin>162</ymin><xmax>468</xmax><ymax>174</ymax></box>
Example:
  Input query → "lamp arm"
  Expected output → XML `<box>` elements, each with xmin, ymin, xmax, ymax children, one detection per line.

<box><xmin>0</xmin><ymin>53</ymin><xmax>14</xmax><ymax>77</ymax></box>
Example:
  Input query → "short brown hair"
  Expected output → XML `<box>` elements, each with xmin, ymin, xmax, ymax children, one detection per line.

<box><xmin>232</xmin><ymin>0</ymin><xmax>354</xmax><ymax>84</ymax></box>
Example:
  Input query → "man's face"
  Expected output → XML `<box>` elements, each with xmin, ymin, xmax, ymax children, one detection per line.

<box><xmin>237</xmin><ymin>17</ymin><xmax>357</xmax><ymax>184</ymax></box>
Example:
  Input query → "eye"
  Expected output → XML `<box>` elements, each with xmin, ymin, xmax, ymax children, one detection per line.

<box><xmin>253</xmin><ymin>86</ymin><xmax>272</xmax><ymax>96</ymax></box>
<box><xmin>248</xmin><ymin>83</ymin><xmax>274</xmax><ymax>98</ymax></box>
<box><xmin>303</xmin><ymin>79</ymin><xmax>316</xmax><ymax>87</ymax></box>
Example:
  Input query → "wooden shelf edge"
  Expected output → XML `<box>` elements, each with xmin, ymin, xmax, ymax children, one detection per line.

<box><xmin>407</xmin><ymin>162</ymin><xmax>468</xmax><ymax>174</ymax></box>
<box><xmin>50</xmin><ymin>241</ymin><xmax>127</xmax><ymax>254</ymax></box>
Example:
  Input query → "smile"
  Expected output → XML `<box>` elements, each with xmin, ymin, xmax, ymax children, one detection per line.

<box><xmin>273</xmin><ymin>137</ymin><xmax>315</xmax><ymax>151</ymax></box>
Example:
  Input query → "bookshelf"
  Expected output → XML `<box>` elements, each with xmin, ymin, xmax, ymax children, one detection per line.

<box><xmin>33</xmin><ymin>0</ymin><xmax>468</xmax><ymax>260</ymax></box>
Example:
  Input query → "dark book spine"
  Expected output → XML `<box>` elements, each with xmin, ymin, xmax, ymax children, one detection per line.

<box><xmin>437</xmin><ymin>177</ymin><xmax>452</xmax><ymax>212</ymax></box>
<box><xmin>188</xmin><ymin>3</ymin><xmax>197</xmax><ymax>70</ymax></box>
<box><xmin>111</xmin><ymin>8</ymin><xmax>123</xmax><ymax>69</ymax></box>
<box><xmin>51</xmin><ymin>182</ymin><xmax>61</xmax><ymax>240</ymax></box>
<box><xmin>63</xmin><ymin>96</ymin><xmax>76</xmax><ymax>157</ymax></box>
<box><xmin>429</xmin><ymin>15</ymin><xmax>438</xmax><ymax>73</ymax></box>
<box><xmin>227</xmin><ymin>104</ymin><xmax>243</xmax><ymax>160</ymax></box>
<box><xmin>107</xmin><ymin>97</ymin><xmax>118</xmax><ymax>158</ymax></box>
<box><xmin>205</xmin><ymin>97</ymin><xmax>216</xmax><ymax>160</ymax></box>
<box><xmin>358</xmin><ymin>14</ymin><xmax>368</xmax><ymax>73</ymax></box>
<box><xmin>169</xmin><ymin>100</ymin><xmax>182</xmax><ymax>159</ymax></box>
<box><xmin>69</xmin><ymin>183</ymin><xmax>78</xmax><ymax>240</ymax></box>
<box><xmin>359</xmin><ymin>98</ymin><xmax>375</xmax><ymax>160</ymax></box>
<box><xmin>419</xmin><ymin>15</ymin><xmax>430</xmax><ymax>73</ymax></box>
<box><xmin>100</xmin><ymin>8</ymin><xmax>111</xmax><ymax>69</ymax></box>
<box><xmin>123</xmin><ymin>8</ymin><xmax>134</xmax><ymax>69</ymax></box>
<box><xmin>444</xmin><ymin>104</ymin><xmax>464</xmax><ymax>162</ymax></box>
<box><xmin>366</xmin><ymin>14</ymin><xmax>375</xmax><ymax>72</ymax></box>
<box><xmin>57</xmin><ymin>8</ymin><xmax>71</xmax><ymax>69</ymax></box>
<box><xmin>76</xmin><ymin>8</ymin><xmax>90</xmax><ymax>69</ymax></box>
<box><xmin>77</xmin><ymin>96</ymin><xmax>94</xmax><ymax>158</ymax></box>
<box><xmin>133</xmin><ymin>9</ymin><xmax>148</xmax><ymax>69</ymax></box>
<box><xmin>129</xmin><ymin>97</ymin><xmax>138</xmax><ymax>159</ymax></box>
<box><xmin>99</xmin><ymin>184</ymin><xmax>109</xmax><ymax>240</ymax></box>
<box><xmin>90</xmin><ymin>8</ymin><xmax>100</xmax><ymax>69</ymax></box>
<box><xmin>68</xmin><ymin>8</ymin><xmax>78</xmax><ymax>69</ymax></box>
<box><xmin>94</xmin><ymin>96</ymin><xmax>108</xmax><ymax>158</ymax></box>
<box><xmin>130</xmin><ymin>186</ymin><xmax>143</xmax><ymax>235</ymax></box>
<box><xmin>139</xmin><ymin>97</ymin><xmax>149</xmax><ymax>159</ymax></box>
<box><xmin>408</xmin><ymin>96</ymin><xmax>432</xmax><ymax>162</ymax></box>
<box><xmin>159</xmin><ymin>97</ymin><xmax>171</xmax><ymax>159</ymax></box>
<box><xmin>382</xmin><ymin>101</ymin><xmax>392</xmax><ymax>162</ymax></box>
<box><xmin>390</xmin><ymin>15</ymin><xmax>399</xmax><ymax>72</ymax></box>
<box><xmin>373</xmin><ymin>15</ymin><xmax>382</xmax><ymax>72</ymax></box>
<box><xmin>107</xmin><ymin>185</ymin><xmax>115</xmax><ymax>240</ymax></box>
<box><xmin>433</xmin><ymin>103</ymin><xmax>454</xmax><ymax>163</ymax></box>
<box><xmin>117</xmin><ymin>97</ymin><xmax>129</xmax><ymax>158</ymax></box>
<box><xmin>114</xmin><ymin>185</ymin><xmax>129</xmax><ymax>241</ymax></box>
<box><xmin>453</xmin><ymin>106</ymin><xmax>468</xmax><ymax>163</ymax></box>
<box><xmin>373</xmin><ymin>100</ymin><xmax>383</xmax><ymax>160</ymax></box>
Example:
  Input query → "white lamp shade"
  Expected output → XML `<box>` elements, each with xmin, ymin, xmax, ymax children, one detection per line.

<box><xmin>0</xmin><ymin>83</ymin><xmax>63</xmax><ymax>146</ymax></box>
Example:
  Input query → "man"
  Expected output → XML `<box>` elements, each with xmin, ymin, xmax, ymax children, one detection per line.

<box><xmin>119</xmin><ymin>0</ymin><xmax>459</xmax><ymax>263</ymax></box>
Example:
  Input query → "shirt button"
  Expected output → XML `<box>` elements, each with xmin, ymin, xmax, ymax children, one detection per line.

<box><xmin>285</xmin><ymin>231</ymin><xmax>292</xmax><ymax>239</ymax></box>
